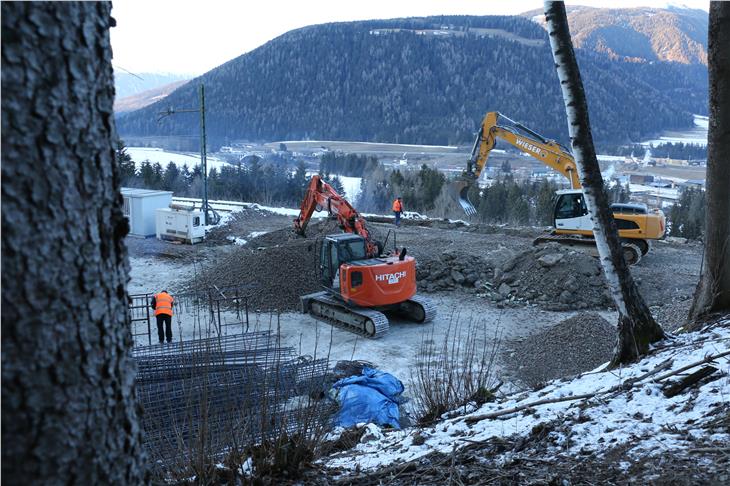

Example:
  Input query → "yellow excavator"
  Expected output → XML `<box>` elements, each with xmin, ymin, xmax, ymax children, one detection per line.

<box><xmin>453</xmin><ymin>112</ymin><xmax>666</xmax><ymax>265</ymax></box>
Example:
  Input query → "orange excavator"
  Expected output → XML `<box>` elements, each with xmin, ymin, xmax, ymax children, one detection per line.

<box><xmin>294</xmin><ymin>175</ymin><xmax>435</xmax><ymax>338</ymax></box>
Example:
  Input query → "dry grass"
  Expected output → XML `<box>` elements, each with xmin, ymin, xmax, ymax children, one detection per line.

<box><xmin>409</xmin><ymin>312</ymin><xmax>502</xmax><ymax>424</ymax></box>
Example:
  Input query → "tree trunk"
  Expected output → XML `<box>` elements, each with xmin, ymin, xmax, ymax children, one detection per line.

<box><xmin>1</xmin><ymin>2</ymin><xmax>145</xmax><ymax>483</ymax></box>
<box><xmin>543</xmin><ymin>1</ymin><xmax>664</xmax><ymax>367</ymax></box>
<box><xmin>689</xmin><ymin>2</ymin><xmax>730</xmax><ymax>322</ymax></box>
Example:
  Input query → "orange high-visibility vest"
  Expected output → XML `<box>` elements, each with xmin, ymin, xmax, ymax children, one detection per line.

<box><xmin>392</xmin><ymin>199</ymin><xmax>402</xmax><ymax>212</ymax></box>
<box><xmin>154</xmin><ymin>292</ymin><xmax>174</xmax><ymax>317</ymax></box>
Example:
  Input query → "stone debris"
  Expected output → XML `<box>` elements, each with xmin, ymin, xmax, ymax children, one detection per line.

<box><xmin>504</xmin><ymin>312</ymin><xmax>617</xmax><ymax>387</ymax></box>
<box><xmin>483</xmin><ymin>243</ymin><xmax>613</xmax><ymax>311</ymax></box>
<box><xmin>415</xmin><ymin>250</ymin><xmax>494</xmax><ymax>293</ymax></box>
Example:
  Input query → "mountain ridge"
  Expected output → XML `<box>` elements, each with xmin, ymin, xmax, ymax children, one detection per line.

<box><xmin>522</xmin><ymin>5</ymin><xmax>707</xmax><ymax>65</ymax></box>
<box><xmin>116</xmin><ymin>12</ymin><xmax>707</xmax><ymax>148</ymax></box>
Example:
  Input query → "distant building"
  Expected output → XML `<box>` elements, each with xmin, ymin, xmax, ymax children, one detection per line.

<box><xmin>649</xmin><ymin>179</ymin><xmax>673</xmax><ymax>189</ymax></box>
<box><xmin>629</xmin><ymin>174</ymin><xmax>654</xmax><ymax>184</ymax></box>
<box><xmin>679</xmin><ymin>179</ymin><xmax>706</xmax><ymax>191</ymax></box>
<box><xmin>121</xmin><ymin>188</ymin><xmax>173</xmax><ymax>237</ymax></box>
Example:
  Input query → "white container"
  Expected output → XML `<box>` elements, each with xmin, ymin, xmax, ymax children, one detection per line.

<box><xmin>121</xmin><ymin>188</ymin><xmax>174</xmax><ymax>237</ymax></box>
<box><xmin>155</xmin><ymin>207</ymin><xmax>205</xmax><ymax>244</ymax></box>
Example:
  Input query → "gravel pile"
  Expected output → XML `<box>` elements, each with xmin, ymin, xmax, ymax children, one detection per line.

<box><xmin>183</xmin><ymin>239</ymin><xmax>321</xmax><ymax>311</ymax></box>
<box><xmin>205</xmin><ymin>208</ymin><xmax>304</xmax><ymax>246</ymax></box>
<box><xmin>182</xmin><ymin>220</ymin><xmax>344</xmax><ymax>311</ymax></box>
<box><xmin>416</xmin><ymin>249</ymin><xmax>497</xmax><ymax>292</ymax></box>
<box><xmin>485</xmin><ymin>243</ymin><xmax>613</xmax><ymax>310</ymax></box>
<box><xmin>652</xmin><ymin>298</ymin><xmax>693</xmax><ymax>332</ymax></box>
<box><xmin>504</xmin><ymin>312</ymin><xmax>617</xmax><ymax>387</ymax></box>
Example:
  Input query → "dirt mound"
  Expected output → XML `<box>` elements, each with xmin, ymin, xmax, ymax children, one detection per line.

<box><xmin>504</xmin><ymin>312</ymin><xmax>617</xmax><ymax>387</ymax></box>
<box><xmin>182</xmin><ymin>220</ymin><xmax>346</xmax><ymax>311</ymax></box>
<box><xmin>204</xmin><ymin>208</ymin><xmax>295</xmax><ymax>246</ymax></box>
<box><xmin>485</xmin><ymin>243</ymin><xmax>612</xmax><ymax>310</ymax></box>
<box><xmin>183</xmin><ymin>239</ymin><xmax>321</xmax><ymax>311</ymax></box>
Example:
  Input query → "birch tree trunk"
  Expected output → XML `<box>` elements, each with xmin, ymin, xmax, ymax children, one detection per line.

<box><xmin>1</xmin><ymin>2</ymin><xmax>145</xmax><ymax>483</ymax></box>
<box><xmin>543</xmin><ymin>1</ymin><xmax>664</xmax><ymax>367</ymax></box>
<box><xmin>688</xmin><ymin>2</ymin><xmax>730</xmax><ymax>322</ymax></box>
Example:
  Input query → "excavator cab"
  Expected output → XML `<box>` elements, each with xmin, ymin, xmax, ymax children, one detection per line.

<box><xmin>554</xmin><ymin>191</ymin><xmax>588</xmax><ymax>220</ymax></box>
<box><xmin>319</xmin><ymin>234</ymin><xmax>368</xmax><ymax>289</ymax></box>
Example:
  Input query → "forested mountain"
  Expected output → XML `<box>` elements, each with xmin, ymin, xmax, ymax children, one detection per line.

<box><xmin>524</xmin><ymin>6</ymin><xmax>708</xmax><ymax>65</ymax></box>
<box><xmin>116</xmin><ymin>14</ymin><xmax>707</xmax><ymax>147</ymax></box>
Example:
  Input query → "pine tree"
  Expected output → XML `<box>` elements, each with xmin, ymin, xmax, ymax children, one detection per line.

<box><xmin>115</xmin><ymin>140</ymin><xmax>137</xmax><ymax>186</ymax></box>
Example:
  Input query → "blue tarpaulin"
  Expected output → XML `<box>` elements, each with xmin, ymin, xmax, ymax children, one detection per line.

<box><xmin>331</xmin><ymin>367</ymin><xmax>404</xmax><ymax>429</ymax></box>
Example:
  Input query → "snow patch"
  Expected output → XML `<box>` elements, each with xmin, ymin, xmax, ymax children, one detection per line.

<box><xmin>323</xmin><ymin>321</ymin><xmax>730</xmax><ymax>472</ymax></box>
<box><xmin>126</xmin><ymin>147</ymin><xmax>230</xmax><ymax>174</ymax></box>
<box><xmin>226</xmin><ymin>236</ymin><xmax>247</xmax><ymax>246</ymax></box>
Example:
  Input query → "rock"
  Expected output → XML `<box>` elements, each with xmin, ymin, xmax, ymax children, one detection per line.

<box><xmin>360</xmin><ymin>423</ymin><xmax>384</xmax><ymax>443</ymax></box>
<box><xmin>498</xmin><ymin>283</ymin><xmax>512</xmax><ymax>297</ymax></box>
<box><xmin>537</xmin><ymin>253</ymin><xmax>563</xmax><ymax>268</ymax></box>
<box><xmin>451</xmin><ymin>270</ymin><xmax>465</xmax><ymax>284</ymax></box>
<box><xmin>502</xmin><ymin>258</ymin><xmax>518</xmax><ymax>273</ymax></box>
<box><xmin>464</xmin><ymin>272</ymin><xmax>478</xmax><ymax>285</ymax></box>
<box><xmin>559</xmin><ymin>290</ymin><xmax>572</xmax><ymax>304</ymax></box>
<box><xmin>441</xmin><ymin>250</ymin><xmax>457</xmax><ymax>262</ymax></box>
<box><xmin>575</xmin><ymin>257</ymin><xmax>600</xmax><ymax>276</ymax></box>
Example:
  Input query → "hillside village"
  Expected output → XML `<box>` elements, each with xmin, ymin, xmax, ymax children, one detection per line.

<box><xmin>2</xmin><ymin>2</ymin><xmax>728</xmax><ymax>485</ymax></box>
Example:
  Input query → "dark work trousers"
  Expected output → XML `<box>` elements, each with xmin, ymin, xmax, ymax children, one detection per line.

<box><xmin>156</xmin><ymin>314</ymin><xmax>173</xmax><ymax>343</ymax></box>
<box><xmin>394</xmin><ymin>211</ymin><xmax>401</xmax><ymax>227</ymax></box>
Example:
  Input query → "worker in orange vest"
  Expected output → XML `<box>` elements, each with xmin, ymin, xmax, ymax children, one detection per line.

<box><xmin>392</xmin><ymin>197</ymin><xmax>403</xmax><ymax>227</ymax></box>
<box><xmin>151</xmin><ymin>290</ymin><xmax>174</xmax><ymax>344</ymax></box>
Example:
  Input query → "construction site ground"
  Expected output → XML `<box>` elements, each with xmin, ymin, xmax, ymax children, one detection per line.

<box><xmin>126</xmin><ymin>207</ymin><xmax>703</xmax><ymax>389</ymax></box>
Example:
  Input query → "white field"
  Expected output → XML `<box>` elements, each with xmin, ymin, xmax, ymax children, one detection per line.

<box><xmin>640</xmin><ymin>114</ymin><xmax>708</xmax><ymax>147</ymax></box>
<box><xmin>127</xmin><ymin>147</ymin><xmax>231</xmax><ymax>174</ymax></box>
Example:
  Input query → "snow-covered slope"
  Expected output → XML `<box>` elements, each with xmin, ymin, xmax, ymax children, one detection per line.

<box><xmin>323</xmin><ymin>320</ymin><xmax>730</xmax><ymax>474</ymax></box>
<box><xmin>126</xmin><ymin>147</ymin><xmax>230</xmax><ymax>174</ymax></box>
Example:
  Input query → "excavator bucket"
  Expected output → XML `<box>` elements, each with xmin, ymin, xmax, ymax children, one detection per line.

<box><xmin>448</xmin><ymin>179</ymin><xmax>478</xmax><ymax>216</ymax></box>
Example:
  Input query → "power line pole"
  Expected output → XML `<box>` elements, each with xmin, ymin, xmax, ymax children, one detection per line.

<box><xmin>158</xmin><ymin>83</ymin><xmax>213</xmax><ymax>225</ymax></box>
<box><xmin>198</xmin><ymin>84</ymin><xmax>209</xmax><ymax>224</ymax></box>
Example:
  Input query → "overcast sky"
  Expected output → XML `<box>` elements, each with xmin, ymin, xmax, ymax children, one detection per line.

<box><xmin>110</xmin><ymin>0</ymin><xmax>709</xmax><ymax>76</ymax></box>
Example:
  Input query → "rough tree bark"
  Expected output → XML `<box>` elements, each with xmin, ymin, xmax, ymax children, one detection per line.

<box><xmin>1</xmin><ymin>2</ymin><xmax>145</xmax><ymax>483</ymax></box>
<box><xmin>688</xmin><ymin>2</ymin><xmax>730</xmax><ymax>322</ymax></box>
<box><xmin>543</xmin><ymin>1</ymin><xmax>664</xmax><ymax>367</ymax></box>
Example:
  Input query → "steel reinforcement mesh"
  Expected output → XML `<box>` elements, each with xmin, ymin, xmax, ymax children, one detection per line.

<box><xmin>133</xmin><ymin>330</ymin><xmax>334</xmax><ymax>471</ymax></box>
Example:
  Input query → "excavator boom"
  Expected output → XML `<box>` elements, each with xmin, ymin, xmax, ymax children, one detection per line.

<box><xmin>294</xmin><ymin>175</ymin><xmax>379</xmax><ymax>257</ymax></box>
<box><xmin>455</xmin><ymin>112</ymin><xmax>580</xmax><ymax>214</ymax></box>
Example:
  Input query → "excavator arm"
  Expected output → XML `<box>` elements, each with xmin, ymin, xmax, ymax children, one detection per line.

<box><xmin>455</xmin><ymin>112</ymin><xmax>580</xmax><ymax>215</ymax></box>
<box><xmin>294</xmin><ymin>175</ymin><xmax>379</xmax><ymax>257</ymax></box>
<box><xmin>468</xmin><ymin>112</ymin><xmax>581</xmax><ymax>188</ymax></box>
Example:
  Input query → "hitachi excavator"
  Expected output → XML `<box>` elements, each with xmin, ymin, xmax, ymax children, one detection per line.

<box><xmin>453</xmin><ymin>112</ymin><xmax>666</xmax><ymax>265</ymax></box>
<box><xmin>294</xmin><ymin>175</ymin><xmax>435</xmax><ymax>338</ymax></box>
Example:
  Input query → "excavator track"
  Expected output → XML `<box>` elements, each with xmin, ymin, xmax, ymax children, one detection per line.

<box><xmin>398</xmin><ymin>294</ymin><xmax>437</xmax><ymax>323</ymax></box>
<box><xmin>533</xmin><ymin>234</ymin><xmax>643</xmax><ymax>265</ymax></box>
<box><xmin>301</xmin><ymin>291</ymin><xmax>389</xmax><ymax>339</ymax></box>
